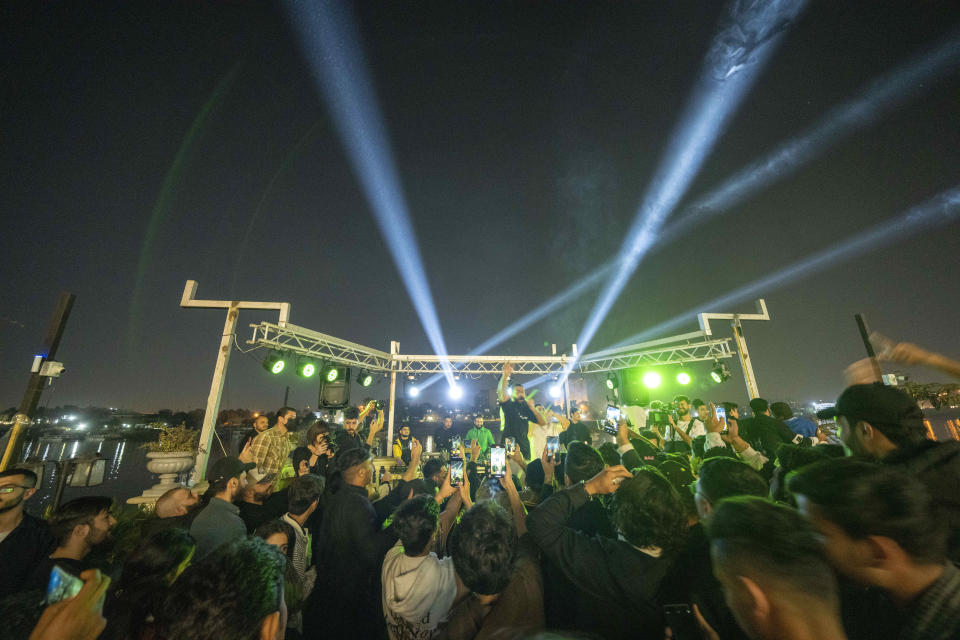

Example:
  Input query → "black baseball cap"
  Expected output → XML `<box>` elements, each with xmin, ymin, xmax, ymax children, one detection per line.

<box><xmin>816</xmin><ymin>383</ymin><xmax>924</xmax><ymax>429</ymax></box>
<box><xmin>207</xmin><ymin>456</ymin><xmax>255</xmax><ymax>483</ymax></box>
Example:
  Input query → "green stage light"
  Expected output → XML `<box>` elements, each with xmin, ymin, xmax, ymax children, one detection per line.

<box><xmin>325</xmin><ymin>366</ymin><xmax>340</xmax><ymax>382</ymax></box>
<box><xmin>642</xmin><ymin>371</ymin><xmax>662</xmax><ymax>389</ymax></box>
<box><xmin>358</xmin><ymin>371</ymin><xmax>373</xmax><ymax>387</ymax></box>
<box><xmin>710</xmin><ymin>360</ymin><xmax>732</xmax><ymax>384</ymax></box>
<box><xmin>676</xmin><ymin>372</ymin><xmax>691</xmax><ymax>385</ymax></box>
<box><xmin>297</xmin><ymin>360</ymin><xmax>316</xmax><ymax>378</ymax></box>
<box><xmin>262</xmin><ymin>352</ymin><xmax>286</xmax><ymax>375</ymax></box>
<box><xmin>710</xmin><ymin>370</ymin><xmax>723</xmax><ymax>383</ymax></box>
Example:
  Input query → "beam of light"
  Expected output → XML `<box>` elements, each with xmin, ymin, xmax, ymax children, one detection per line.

<box><xmin>285</xmin><ymin>0</ymin><xmax>455</xmax><ymax>385</ymax></box>
<box><xmin>416</xmin><ymin>262</ymin><xmax>614</xmax><ymax>392</ymax></box>
<box><xmin>408</xmin><ymin>20</ymin><xmax>957</xmax><ymax>384</ymax></box>
<box><xmin>568</xmin><ymin>0</ymin><xmax>806</xmax><ymax>374</ymax></box>
<box><xmin>661</xmin><ymin>26</ymin><xmax>960</xmax><ymax>242</ymax></box>
<box><xmin>607</xmin><ymin>185</ymin><xmax>960</xmax><ymax>348</ymax></box>
<box><xmin>230</xmin><ymin>119</ymin><xmax>324</xmax><ymax>297</ymax></box>
<box><xmin>127</xmin><ymin>62</ymin><xmax>242</xmax><ymax>354</ymax></box>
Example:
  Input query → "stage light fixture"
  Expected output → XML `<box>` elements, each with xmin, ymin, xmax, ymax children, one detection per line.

<box><xmin>324</xmin><ymin>366</ymin><xmax>340</xmax><ymax>382</ymax></box>
<box><xmin>297</xmin><ymin>359</ymin><xmax>317</xmax><ymax>378</ymax></box>
<box><xmin>549</xmin><ymin>385</ymin><xmax>561</xmax><ymax>399</ymax></box>
<box><xmin>710</xmin><ymin>361</ymin><xmax>732</xmax><ymax>384</ymax></box>
<box><xmin>605</xmin><ymin>373</ymin><xmax>619</xmax><ymax>390</ymax></box>
<box><xmin>642</xmin><ymin>371</ymin><xmax>662</xmax><ymax>389</ymax></box>
<box><xmin>358</xmin><ymin>371</ymin><xmax>373</xmax><ymax>387</ymax></box>
<box><xmin>676</xmin><ymin>371</ymin><xmax>691</xmax><ymax>385</ymax></box>
<box><xmin>449</xmin><ymin>385</ymin><xmax>463</xmax><ymax>400</ymax></box>
<box><xmin>408</xmin><ymin>385</ymin><xmax>420</xmax><ymax>398</ymax></box>
<box><xmin>262</xmin><ymin>352</ymin><xmax>286</xmax><ymax>375</ymax></box>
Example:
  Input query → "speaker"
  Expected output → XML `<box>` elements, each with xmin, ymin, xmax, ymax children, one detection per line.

<box><xmin>319</xmin><ymin>367</ymin><xmax>351</xmax><ymax>408</ymax></box>
<box><xmin>619</xmin><ymin>369</ymin><xmax>651</xmax><ymax>406</ymax></box>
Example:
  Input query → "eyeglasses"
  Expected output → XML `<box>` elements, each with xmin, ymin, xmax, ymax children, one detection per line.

<box><xmin>0</xmin><ymin>485</ymin><xmax>31</xmax><ymax>494</ymax></box>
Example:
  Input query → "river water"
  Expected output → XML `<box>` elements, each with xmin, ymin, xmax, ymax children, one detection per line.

<box><xmin>17</xmin><ymin>430</ymin><xmax>244</xmax><ymax>516</ymax></box>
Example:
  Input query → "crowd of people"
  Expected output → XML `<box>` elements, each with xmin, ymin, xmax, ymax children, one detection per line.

<box><xmin>2</xmin><ymin>359</ymin><xmax>960</xmax><ymax>640</ymax></box>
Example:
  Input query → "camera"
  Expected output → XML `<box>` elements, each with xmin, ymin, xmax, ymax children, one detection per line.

<box><xmin>647</xmin><ymin>410</ymin><xmax>671</xmax><ymax>427</ymax></box>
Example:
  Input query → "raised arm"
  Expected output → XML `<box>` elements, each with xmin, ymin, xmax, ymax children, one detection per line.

<box><xmin>498</xmin><ymin>362</ymin><xmax>513</xmax><ymax>403</ymax></box>
<box><xmin>366</xmin><ymin>409</ymin><xmax>384</xmax><ymax>448</ymax></box>
<box><xmin>499</xmin><ymin>459</ymin><xmax>527</xmax><ymax>536</ymax></box>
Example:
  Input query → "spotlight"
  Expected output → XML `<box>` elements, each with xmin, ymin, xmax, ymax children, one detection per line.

<box><xmin>407</xmin><ymin>373</ymin><xmax>416</xmax><ymax>381</ymax></box>
<box><xmin>642</xmin><ymin>371</ymin><xmax>662</xmax><ymax>389</ymax></box>
<box><xmin>549</xmin><ymin>385</ymin><xmax>561</xmax><ymax>399</ymax></box>
<box><xmin>357</xmin><ymin>371</ymin><xmax>373</xmax><ymax>387</ymax></box>
<box><xmin>324</xmin><ymin>365</ymin><xmax>340</xmax><ymax>383</ymax></box>
<box><xmin>710</xmin><ymin>361</ymin><xmax>732</xmax><ymax>384</ymax></box>
<box><xmin>408</xmin><ymin>385</ymin><xmax>420</xmax><ymax>398</ymax></box>
<box><xmin>262</xmin><ymin>352</ymin><xmax>286</xmax><ymax>375</ymax></box>
<box><xmin>676</xmin><ymin>371</ymin><xmax>691</xmax><ymax>385</ymax></box>
<box><xmin>605</xmin><ymin>373</ymin><xmax>619</xmax><ymax>390</ymax></box>
<box><xmin>297</xmin><ymin>359</ymin><xmax>317</xmax><ymax>378</ymax></box>
<box><xmin>449</xmin><ymin>385</ymin><xmax>463</xmax><ymax>400</ymax></box>
<box><xmin>453</xmin><ymin>372</ymin><xmax>461</xmax><ymax>381</ymax></box>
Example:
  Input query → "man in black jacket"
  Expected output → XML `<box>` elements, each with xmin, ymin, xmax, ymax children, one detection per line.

<box><xmin>0</xmin><ymin>468</ymin><xmax>53</xmax><ymax>601</ymax></box>
<box><xmin>739</xmin><ymin>398</ymin><xmax>798</xmax><ymax>460</ymax></box>
<box><xmin>306</xmin><ymin>447</ymin><xmax>397</xmax><ymax>640</ymax></box>
<box><xmin>818</xmin><ymin>382</ymin><xmax>960</xmax><ymax>562</ymax></box>
<box><xmin>527</xmin><ymin>458</ymin><xmax>687</xmax><ymax>639</ymax></box>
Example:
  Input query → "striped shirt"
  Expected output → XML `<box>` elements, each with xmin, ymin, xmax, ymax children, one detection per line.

<box><xmin>902</xmin><ymin>561</ymin><xmax>960</xmax><ymax>640</ymax></box>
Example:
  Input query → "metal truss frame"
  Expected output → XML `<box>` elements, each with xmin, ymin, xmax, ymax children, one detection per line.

<box><xmin>247</xmin><ymin>322</ymin><xmax>734</xmax><ymax>374</ymax></box>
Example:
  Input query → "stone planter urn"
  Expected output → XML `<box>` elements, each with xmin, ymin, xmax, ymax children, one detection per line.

<box><xmin>127</xmin><ymin>451</ymin><xmax>195</xmax><ymax>506</ymax></box>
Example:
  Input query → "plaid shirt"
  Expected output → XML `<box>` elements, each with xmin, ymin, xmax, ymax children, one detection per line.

<box><xmin>902</xmin><ymin>561</ymin><xmax>960</xmax><ymax>640</ymax></box>
<box><xmin>248</xmin><ymin>426</ymin><xmax>292</xmax><ymax>476</ymax></box>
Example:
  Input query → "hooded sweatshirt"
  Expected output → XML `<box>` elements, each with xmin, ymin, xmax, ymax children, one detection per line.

<box><xmin>382</xmin><ymin>541</ymin><xmax>458</xmax><ymax>640</ymax></box>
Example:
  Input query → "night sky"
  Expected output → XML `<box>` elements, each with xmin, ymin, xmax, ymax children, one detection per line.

<box><xmin>2</xmin><ymin>1</ymin><xmax>958</xmax><ymax>413</ymax></box>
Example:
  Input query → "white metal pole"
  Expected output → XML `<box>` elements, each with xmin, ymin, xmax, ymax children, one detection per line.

<box><xmin>387</xmin><ymin>341</ymin><xmax>399</xmax><ymax>447</ymax></box>
<box><xmin>191</xmin><ymin>303</ymin><xmax>238</xmax><ymax>485</ymax></box>
<box><xmin>731</xmin><ymin>319</ymin><xmax>760</xmax><ymax>399</ymax></box>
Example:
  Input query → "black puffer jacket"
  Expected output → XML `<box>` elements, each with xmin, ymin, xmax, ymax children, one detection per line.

<box><xmin>884</xmin><ymin>440</ymin><xmax>960</xmax><ymax>562</ymax></box>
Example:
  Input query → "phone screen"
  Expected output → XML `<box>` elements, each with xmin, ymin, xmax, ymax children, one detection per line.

<box><xmin>546</xmin><ymin>436</ymin><xmax>560</xmax><ymax>461</ymax></box>
<box><xmin>449</xmin><ymin>458</ymin><xmax>464</xmax><ymax>486</ymax></box>
<box><xmin>451</xmin><ymin>435</ymin><xmax>462</xmax><ymax>452</ymax></box>
<box><xmin>663</xmin><ymin>604</ymin><xmax>699</xmax><ymax>640</ymax></box>
<box><xmin>46</xmin><ymin>565</ymin><xmax>83</xmax><ymax>605</ymax></box>
<box><xmin>715</xmin><ymin>406</ymin><xmax>727</xmax><ymax>422</ymax></box>
<box><xmin>490</xmin><ymin>447</ymin><xmax>506</xmax><ymax>477</ymax></box>
<box><xmin>504</xmin><ymin>437</ymin><xmax>516</xmax><ymax>456</ymax></box>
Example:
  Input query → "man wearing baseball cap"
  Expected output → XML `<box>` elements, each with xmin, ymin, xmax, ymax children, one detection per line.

<box><xmin>189</xmin><ymin>456</ymin><xmax>255</xmax><ymax>559</ymax></box>
<box><xmin>818</xmin><ymin>382</ymin><xmax>960</xmax><ymax>561</ymax></box>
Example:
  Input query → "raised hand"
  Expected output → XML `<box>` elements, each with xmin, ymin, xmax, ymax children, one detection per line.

<box><xmin>29</xmin><ymin>569</ymin><xmax>110</xmax><ymax>640</ymax></box>
<box><xmin>584</xmin><ymin>465</ymin><xmax>633</xmax><ymax>495</ymax></box>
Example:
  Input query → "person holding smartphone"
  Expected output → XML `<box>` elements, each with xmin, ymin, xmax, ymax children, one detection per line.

<box><xmin>392</xmin><ymin>424</ymin><xmax>419</xmax><ymax>467</ymax></box>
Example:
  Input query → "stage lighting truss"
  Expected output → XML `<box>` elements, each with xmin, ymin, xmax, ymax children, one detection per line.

<box><xmin>248</xmin><ymin>322</ymin><xmax>735</xmax><ymax>377</ymax></box>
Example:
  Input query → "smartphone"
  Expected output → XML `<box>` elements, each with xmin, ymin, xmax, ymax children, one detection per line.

<box><xmin>546</xmin><ymin>435</ymin><xmax>560</xmax><ymax>462</ymax></box>
<box><xmin>451</xmin><ymin>435</ymin><xmax>462</xmax><ymax>452</ymax></box>
<box><xmin>46</xmin><ymin>564</ymin><xmax>83</xmax><ymax>605</ymax></box>
<box><xmin>662</xmin><ymin>604</ymin><xmax>700</xmax><ymax>640</ymax></box>
<box><xmin>504</xmin><ymin>437</ymin><xmax>516</xmax><ymax>456</ymax></box>
<box><xmin>490</xmin><ymin>446</ymin><xmax>506</xmax><ymax>478</ymax></box>
<box><xmin>715</xmin><ymin>406</ymin><xmax>727</xmax><ymax>422</ymax></box>
<box><xmin>449</xmin><ymin>457</ymin><xmax>464</xmax><ymax>486</ymax></box>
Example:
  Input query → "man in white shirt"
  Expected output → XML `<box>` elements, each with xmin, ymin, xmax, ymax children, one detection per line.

<box><xmin>382</xmin><ymin>481</ymin><xmax>467</xmax><ymax>639</ymax></box>
<box><xmin>665</xmin><ymin>395</ymin><xmax>705</xmax><ymax>450</ymax></box>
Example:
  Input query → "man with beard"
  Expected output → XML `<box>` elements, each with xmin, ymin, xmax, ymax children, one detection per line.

<box><xmin>27</xmin><ymin>496</ymin><xmax>117</xmax><ymax>591</ymax></box>
<box><xmin>246</xmin><ymin>407</ymin><xmax>298</xmax><ymax>477</ymax></box>
<box><xmin>0</xmin><ymin>468</ymin><xmax>53</xmax><ymax>600</ymax></box>
<box><xmin>392</xmin><ymin>424</ymin><xmax>419</xmax><ymax>467</ymax></box>
<box><xmin>664</xmin><ymin>395</ymin><xmax>705</xmax><ymax>452</ymax></box>
<box><xmin>498</xmin><ymin>362</ymin><xmax>545</xmax><ymax>460</ymax></box>
<box><xmin>189</xmin><ymin>456</ymin><xmax>255</xmax><ymax>559</ymax></box>
<box><xmin>238</xmin><ymin>413</ymin><xmax>270</xmax><ymax>456</ymax></box>
<box><xmin>336</xmin><ymin>405</ymin><xmax>384</xmax><ymax>454</ymax></box>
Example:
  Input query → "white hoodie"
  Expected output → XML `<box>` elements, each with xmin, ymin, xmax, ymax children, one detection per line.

<box><xmin>381</xmin><ymin>541</ymin><xmax>458</xmax><ymax>640</ymax></box>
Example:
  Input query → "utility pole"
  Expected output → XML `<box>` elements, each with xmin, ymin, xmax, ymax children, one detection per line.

<box><xmin>1</xmin><ymin>292</ymin><xmax>75</xmax><ymax>471</ymax></box>
<box><xmin>180</xmin><ymin>281</ymin><xmax>290</xmax><ymax>485</ymax></box>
